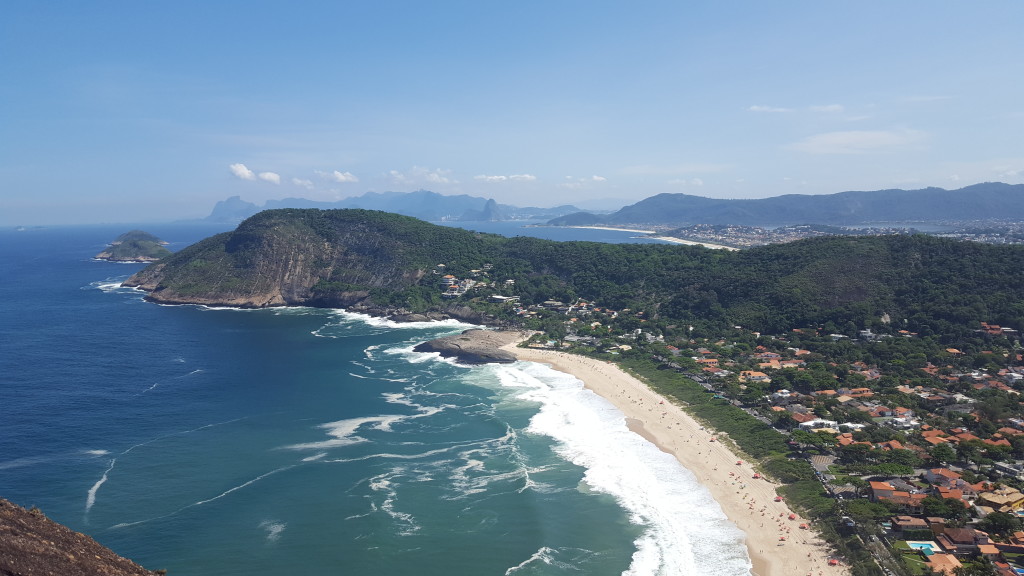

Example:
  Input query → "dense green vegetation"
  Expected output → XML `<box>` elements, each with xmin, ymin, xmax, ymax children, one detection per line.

<box><xmin>552</xmin><ymin>182</ymin><xmax>1024</xmax><ymax>227</ymax></box>
<box><xmin>96</xmin><ymin>230</ymin><xmax>171</xmax><ymax>261</ymax></box>
<box><xmin>129</xmin><ymin>209</ymin><xmax>1024</xmax><ymax>338</ymax></box>
<box><xmin>126</xmin><ymin>208</ymin><xmax>1024</xmax><ymax>575</ymax></box>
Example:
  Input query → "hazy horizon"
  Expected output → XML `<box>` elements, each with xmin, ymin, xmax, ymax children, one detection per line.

<box><xmin>3</xmin><ymin>2</ymin><xmax>1023</xmax><ymax>226</ymax></box>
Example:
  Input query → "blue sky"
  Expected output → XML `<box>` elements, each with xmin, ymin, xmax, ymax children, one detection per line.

<box><xmin>3</xmin><ymin>2</ymin><xmax>1023</xmax><ymax>225</ymax></box>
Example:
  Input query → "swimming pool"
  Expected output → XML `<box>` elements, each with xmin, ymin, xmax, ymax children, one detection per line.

<box><xmin>906</xmin><ymin>541</ymin><xmax>941</xmax><ymax>556</ymax></box>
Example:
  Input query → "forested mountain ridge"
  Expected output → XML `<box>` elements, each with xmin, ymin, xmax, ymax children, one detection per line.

<box><xmin>549</xmin><ymin>182</ymin><xmax>1024</xmax><ymax>227</ymax></box>
<box><xmin>206</xmin><ymin>190</ymin><xmax>582</xmax><ymax>223</ymax></box>
<box><xmin>125</xmin><ymin>209</ymin><xmax>1024</xmax><ymax>337</ymax></box>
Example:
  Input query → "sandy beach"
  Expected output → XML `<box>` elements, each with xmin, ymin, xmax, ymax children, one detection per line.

<box><xmin>648</xmin><ymin>235</ymin><xmax>739</xmax><ymax>251</ymax></box>
<box><xmin>505</xmin><ymin>343</ymin><xmax>849</xmax><ymax>576</ymax></box>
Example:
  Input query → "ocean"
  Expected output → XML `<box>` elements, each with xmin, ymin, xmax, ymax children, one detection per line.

<box><xmin>0</xmin><ymin>222</ymin><xmax>750</xmax><ymax>576</ymax></box>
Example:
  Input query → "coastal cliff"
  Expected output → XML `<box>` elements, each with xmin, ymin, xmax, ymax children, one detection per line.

<box><xmin>122</xmin><ymin>209</ymin><xmax>509</xmax><ymax>323</ymax></box>
<box><xmin>0</xmin><ymin>498</ymin><xmax>162</xmax><ymax>576</ymax></box>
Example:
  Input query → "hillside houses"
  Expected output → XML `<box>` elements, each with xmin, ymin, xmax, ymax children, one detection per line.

<box><xmin>540</xmin><ymin>310</ymin><xmax>1024</xmax><ymax>573</ymax></box>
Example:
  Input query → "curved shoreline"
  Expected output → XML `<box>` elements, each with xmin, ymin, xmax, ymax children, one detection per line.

<box><xmin>505</xmin><ymin>344</ymin><xmax>849</xmax><ymax>576</ymax></box>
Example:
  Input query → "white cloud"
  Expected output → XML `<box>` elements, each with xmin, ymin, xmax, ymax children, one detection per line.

<box><xmin>316</xmin><ymin>170</ymin><xmax>358</xmax><ymax>183</ymax></box>
<box><xmin>810</xmin><ymin>104</ymin><xmax>844</xmax><ymax>113</ymax></box>
<box><xmin>559</xmin><ymin>175</ymin><xmax>607</xmax><ymax>189</ymax></box>
<box><xmin>258</xmin><ymin>171</ymin><xmax>281</xmax><ymax>184</ymax></box>
<box><xmin>229</xmin><ymin>163</ymin><xmax>256</xmax><ymax>180</ymax></box>
<box><xmin>475</xmin><ymin>173</ymin><xmax>537</xmax><ymax>183</ymax></box>
<box><xmin>788</xmin><ymin>129</ymin><xmax>927</xmax><ymax>154</ymax></box>
<box><xmin>389</xmin><ymin>170</ymin><xmax>411</xmax><ymax>184</ymax></box>
<box><xmin>388</xmin><ymin>167</ymin><xmax>455</xmax><ymax>186</ymax></box>
<box><xmin>748</xmin><ymin>105</ymin><xmax>791</xmax><ymax>113</ymax></box>
<box><xmin>425</xmin><ymin>169</ymin><xmax>452</xmax><ymax>184</ymax></box>
<box><xmin>292</xmin><ymin>178</ymin><xmax>314</xmax><ymax>189</ymax></box>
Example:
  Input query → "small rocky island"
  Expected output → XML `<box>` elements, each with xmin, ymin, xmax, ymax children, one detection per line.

<box><xmin>413</xmin><ymin>329</ymin><xmax>524</xmax><ymax>364</ymax></box>
<box><xmin>0</xmin><ymin>498</ymin><xmax>163</xmax><ymax>576</ymax></box>
<box><xmin>96</xmin><ymin>230</ymin><xmax>171</xmax><ymax>262</ymax></box>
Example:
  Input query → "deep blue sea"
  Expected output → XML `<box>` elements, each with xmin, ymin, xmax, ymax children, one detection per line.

<box><xmin>0</xmin><ymin>222</ymin><xmax>749</xmax><ymax>575</ymax></box>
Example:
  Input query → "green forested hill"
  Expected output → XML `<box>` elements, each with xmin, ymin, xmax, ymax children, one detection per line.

<box><xmin>95</xmin><ymin>230</ymin><xmax>171</xmax><ymax>262</ymax></box>
<box><xmin>124</xmin><ymin>209</ymin><xmax>1024</xmax><ymax>335</ymax></box>
<box><xmin>550</xmin><ymin>182</ymin><xmax>1024</xmax><ymax>227</ymax></box>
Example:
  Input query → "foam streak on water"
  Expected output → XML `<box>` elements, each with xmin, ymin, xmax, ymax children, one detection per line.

<box><xmin>491</xmin><ymin>362</ymin><xmax>752</xmax><ymax>576</ymax></box>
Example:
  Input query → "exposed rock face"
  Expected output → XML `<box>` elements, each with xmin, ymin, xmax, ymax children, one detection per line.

<box><xmin>413</xmin><ymin>329</ymin><xmax>524</xmax><ymax>364</ymax></box>
<box><xmin>121</xmin><ymin>210</ymin><xmax>508</xmax><ymax>325</ymax></box>
<box><xmin>0</xmin><ymin>498</ymin><xmax>161</xmax><ymax>576</ymax></box>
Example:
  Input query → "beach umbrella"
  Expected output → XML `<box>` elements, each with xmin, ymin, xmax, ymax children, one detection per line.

<box><xmin>774</xmin><ymin>496</ymin><xmax>783</xmax><ymax>502</ymax></box>
<box><xmin>789</xmin><ymin>513</ymin><xmax>797</xmax><ymax>520</ymax></box>
<box><xmin>736</xmin><ymin>460</ymin><xmax>742</xmax><ymax>465</ymax></box>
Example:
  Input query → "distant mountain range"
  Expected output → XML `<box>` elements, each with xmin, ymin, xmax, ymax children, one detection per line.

<box><xmin>206</xmin><ymin>190</ymin><xmax>583</xmax><ymax>223</ymax></box>
<box><xmin>547</xmin><ymin>182</ymin><xmax>1024</xmax><ymax>227</ymax></box>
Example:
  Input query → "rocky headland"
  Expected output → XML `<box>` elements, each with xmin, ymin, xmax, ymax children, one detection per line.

<box><xmin>0</xmin><ymin>498</ymin><xmax>162</xmax><ymax>576</ymax></box>
<box><xmin>121</xmin><ymin>210</ymin><xmax>510</xmax><ymax>325</ymax></box>
<box><xmin>412</xmin><ymin>329</ymin><xmax>525</xmax><ymax>364</ymax></box>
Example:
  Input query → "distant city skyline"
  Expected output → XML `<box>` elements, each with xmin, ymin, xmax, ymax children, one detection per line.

<box><xmin>3</xmin><ymin>2</ymin><xmax>1023</xmax><ymax>225</ymax></box>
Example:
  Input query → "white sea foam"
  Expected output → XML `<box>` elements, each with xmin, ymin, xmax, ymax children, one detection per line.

<box><xmin>111</xmin><ymin>464</ymin><xmax>297</xmax><ymax>529</ymax></box>
<box><xmin>335</xmin><ymin>309</ymin><xmax>472</xmax><ymax>331</ymax></box>
<box><xmin>284</xmin><ymin>417</ymin><xmax>378</xmax><ymax>450</ymax></box>
<box><xmin>89</xmin><ymin>277</ymin><xmax>149</xmax><ymax>298</ymax></box>
<box><xmin>83</xmin><ymin>449</ymin><xmax>110</xmax><ymax>456</ymax></box>
<box><xmin>0</xmin><ymin>455</ymin><xmax>50</xmax><ymax>471</ymax></box>
<box><xmin>490</xmin><ymin>362</ymin><xmax>752</xmax><ymax>576</ymax></box>
<box><xmin>369</xmin><ymin>469</ymin><xmax>420</xmax><ymax>535</ymax></box>
<box><xmin>504</xmin><ymin>547</ymin><xmax>599</xmax><ymax>575</ymax></box>
<box><xmin>259</xmin><ymin>520</ymin><xmax>287</xmax><ymax>542</ymax></box>
<box><xmin>88</xmin><ymin>417</ymin><xmax>248</xmax><ymax>514</ymax></box>
<box><xmin>323</xmin><ymin>444</ymin><xmax>466</xmax><ymax>464</ymax></box>
<box><xmin>504</xmin><ymin>546</ymin><xmax>557</xmax><ymax>575</ymax></box>
<box><xmin>287</xmin><ymin>404</ymin><xmax>446</xmax><ymax>451</ymax></box>
<box><xmin>86</xmin><ymin>458</ymin><xmax>117</xmax><ymax>513</ymax></box>
<box><xmin>196</xmin><ymin>305</ymin><xmax>259</xmax><ymax>312</ymax></box>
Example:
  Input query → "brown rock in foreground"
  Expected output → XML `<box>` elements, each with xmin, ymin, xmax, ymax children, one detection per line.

<box><xmin>413</xmin><ymin>329</ymin><xmax>525</xmax><ymax>364</ymax></box>
<box><xmin>0</xmin><ymin>498</ymin><xmax>162</xmax><ymax>576</ymax></box>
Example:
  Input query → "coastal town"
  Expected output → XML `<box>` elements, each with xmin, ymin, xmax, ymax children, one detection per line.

<box><xmin>626</xmin><ymin>220</ymin><xmax>1024</xmax><ymax>250</ymax></box>
<box><xmin>434</xmin><ymin>264</ymin><xmax>1024</xmax><ymax>576</ymax></box>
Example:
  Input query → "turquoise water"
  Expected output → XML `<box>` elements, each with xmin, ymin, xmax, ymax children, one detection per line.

<box><xmin>0</xmin><ymin>224</ymin><xmax>750</xmax><ymax>575</ymax></box>
<box><xmin>906</xmin><ymin>541</ymin><xmax>939</xmax><ymax>555</ymax></box>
